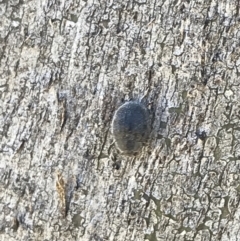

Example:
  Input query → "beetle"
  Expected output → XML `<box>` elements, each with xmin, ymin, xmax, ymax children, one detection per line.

<box><xmin>112</xmin><ymin>101</ymin><xmax>150</xmax><ymax>155</ymax></box>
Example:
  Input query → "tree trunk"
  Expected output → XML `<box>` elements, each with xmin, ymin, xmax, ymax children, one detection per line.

<box><xmin>1</xmin><ymin>0</ymin><xmax>240</xmax><ymax>240</ymax></box>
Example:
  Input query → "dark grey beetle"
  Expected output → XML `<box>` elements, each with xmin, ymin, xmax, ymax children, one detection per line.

<box><xmin>112</xmin><ymin>101</ymin><xmax>150</xmax><ymax>155</ymax></box>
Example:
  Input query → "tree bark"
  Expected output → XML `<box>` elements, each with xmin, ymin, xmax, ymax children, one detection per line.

<box><xmin>1</xmin><ymin>0</ymin><xmax>240</xmax><ymax>240</ymax></box>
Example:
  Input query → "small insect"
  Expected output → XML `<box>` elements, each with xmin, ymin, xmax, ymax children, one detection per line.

<box><xmin>112</xmin><ymin>101</ymin><xmax>150</xmax><ymax>155</ymax></box>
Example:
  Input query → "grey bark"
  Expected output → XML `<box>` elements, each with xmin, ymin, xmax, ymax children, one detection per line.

<box><xmin>1</xmin><ymin>0</ymin><xmax>240</xmax><ymax>240</ymax></box>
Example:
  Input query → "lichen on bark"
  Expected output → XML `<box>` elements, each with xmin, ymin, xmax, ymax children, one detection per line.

<box><xmin>1</xmin><ymin>0</ymin><xmax>240</xmax><ymax>240</ymax></box>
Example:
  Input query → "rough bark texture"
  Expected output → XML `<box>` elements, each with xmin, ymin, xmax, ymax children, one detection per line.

<box><xmin>1</xmin><ymin>0</ymin><xmax>240</xmax><ymax>240</ymax></box>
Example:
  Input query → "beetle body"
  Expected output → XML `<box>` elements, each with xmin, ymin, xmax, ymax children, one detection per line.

<box><xmin>112</xmin><ymin>101</ymin><xmax>150</xmax><ymax>155</ymax></box>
